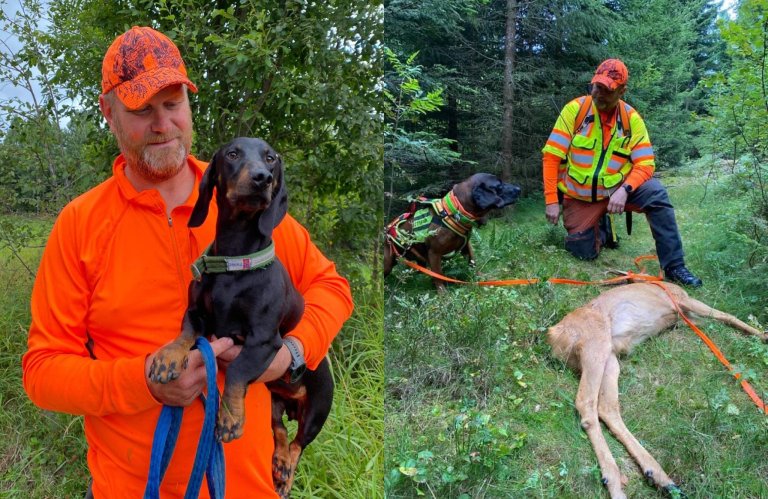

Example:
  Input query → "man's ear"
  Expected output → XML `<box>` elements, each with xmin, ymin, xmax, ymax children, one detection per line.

<box><xmin>99</xmin><ymin>94</ymin><xmax>115</xmax><ymax>130</ymax></box>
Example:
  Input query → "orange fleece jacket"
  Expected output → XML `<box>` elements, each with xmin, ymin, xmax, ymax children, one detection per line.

<box><xmin>22</xmin><ymin>154</ymin><xmax>354</xmax><ymax>498</ymax></box>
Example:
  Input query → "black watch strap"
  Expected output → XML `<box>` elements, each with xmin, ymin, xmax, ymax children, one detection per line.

<box><xmin>283</xmin><ymin>337</ymin><xmax>306</xmax><ymax>383</ymax></box>
<box><xmin>623</xmin><ymin>184</ymin><xmax>633</xmax><ymax>193</ymax></box>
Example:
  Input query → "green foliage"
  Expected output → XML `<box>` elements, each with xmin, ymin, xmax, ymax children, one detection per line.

<box><xmin>384</xmin><ymin>0</ymin><xmax>723</xmax><ymax>195</ymax></box>
<box><xmin>2</xmin><ymin>0</ymin><xmax>382</xmax><ymax>255</ymax></box>
<box><xmin>611</xmin><ymin>0</ymin><xmax>713</xmax><ymax>168</ymax></box>
<box><xmin>0</xmin><ymin>0</ymin><xmax>108</xmax><ymax>211</ymax></box>
<box><xmin>703</xmin><ymin>0</ymin><xmax>768</xmax><ymax>220</ymax></box>
<box><xmin>389</xmin><ymin>405</ymin><xmax>525</xmax><ymax>497</ymax></box>
<box><xmin>383</xmin><ymin>49</ymin><xmax>464</xmax><ymax>218</ymax></box>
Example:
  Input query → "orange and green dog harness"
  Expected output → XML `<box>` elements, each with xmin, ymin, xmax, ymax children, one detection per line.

<box><xmin>386</xmin><ymin>191</ymin><xmax>478</xmax><ymax>255</ymax></box>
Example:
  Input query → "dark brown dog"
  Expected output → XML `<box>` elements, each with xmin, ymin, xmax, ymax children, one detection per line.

<box><xmin>384</xmin><ymin>173</ymin><xmax>521</xmax><ymax>292</ymax></box>
<box><xmin>548</xmin><ymin>282</ymin><xmax>767</xmax><ymax>499</ymax></box>
<box><xmin>148</xmin><ymin>137</ymin><xmax>332</xmax><ymax>498</ymax></box>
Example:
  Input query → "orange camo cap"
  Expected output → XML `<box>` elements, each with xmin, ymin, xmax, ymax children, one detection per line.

<box><xmin>101</xmin><ymin>26</ymin><xmax>198</xmax><ymax>110</ymax></box>
<box><xmin>591</xmin><ymin>59</ymin><xmax>628</xmax><ymax>91</ymax></box>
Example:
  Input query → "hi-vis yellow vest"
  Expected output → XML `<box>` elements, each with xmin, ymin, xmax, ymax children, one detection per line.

<box><xmin>542</xmin><ymin>95</ymin><xmax>655</xmax><ymax>202</ymax></box>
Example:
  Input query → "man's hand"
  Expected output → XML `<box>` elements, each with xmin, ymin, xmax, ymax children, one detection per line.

<box><xmin>607</xmin><ymin>187</ymin><xmax>628</xmax><ymax>214</ymax></box>
<box><xmin>212</xmin><ymin>335</ymin><xmax>299</xmax><ymax>383</ymax></box>
<box><xmin>212</xmin><ymin>335</ymin><xmax>242</xmax><ymax>372</ymax></box>
<box><xmin>144</xmin><ymin>336</ymin><xmax>236</xmax><ymax>407</ymax></box>
<box><xmin>545</xmin><ymin>203</ymin><xmax>561</xmax><ymax>225</ymax></box>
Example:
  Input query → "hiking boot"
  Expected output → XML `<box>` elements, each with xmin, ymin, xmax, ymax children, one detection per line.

<box><xmin>665</xmin><ymin>265</ymin><xmax>703</xmax><ymax>288</ymax></box>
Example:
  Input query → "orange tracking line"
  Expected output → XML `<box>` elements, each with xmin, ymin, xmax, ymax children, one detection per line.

<box><xmin>397</xmin><ymin>255</ymin><xmax>766</xmax><ymax>414</ymax></box>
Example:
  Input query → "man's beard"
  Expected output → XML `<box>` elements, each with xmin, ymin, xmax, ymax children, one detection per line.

<box><xmin>113</xmin><ymin>120</ymin><xmax>191</xmax><ymax>183</ymax></box>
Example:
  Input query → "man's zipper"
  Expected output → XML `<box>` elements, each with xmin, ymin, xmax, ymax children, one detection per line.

<box><xmin>591</xmin><ymin>115</ymin><xmax>617</xmax><ymax>202</ymax></box>
<box><xmin>167</xmin><ymin>216</ymin><xmax>189</xmax><ymax>300</ymax></box>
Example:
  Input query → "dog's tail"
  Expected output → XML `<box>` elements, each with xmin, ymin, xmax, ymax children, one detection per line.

<box><xmin>679</xmin><ymin>296</ymin><xmax>767</xmax><ymax>342</ymax></box>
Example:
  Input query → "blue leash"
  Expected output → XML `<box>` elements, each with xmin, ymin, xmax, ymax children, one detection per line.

<box><xmin>144</xmin><ymin>338</ymin><xmax>226</xmax><ymax>499</ymax></box>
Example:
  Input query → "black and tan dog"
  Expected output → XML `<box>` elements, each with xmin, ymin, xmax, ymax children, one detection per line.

<box><xmin>384</xmin><ymin>173</ymin><xmax>521</xmax><ymax>292</ymax></box>
<box><xmin>548</xmin><ymin>282</ymin><xmax>767</xmax><ymax>499</ymax></box>
<box><xmin>148</xmin><ymin>137</ymin><xmax>332</xmax><ymax>498</ymax></box>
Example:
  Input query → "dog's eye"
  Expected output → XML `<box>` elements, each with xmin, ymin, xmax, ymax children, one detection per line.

<box><xmin>226</xmin><ymin>151</ymin><xmax>239</xmax><ymax>160</ymax></box>
<box><xmin>265</xmin><ymin>154</ymin><xmax>276</xmax><ymax>163</ymax></box>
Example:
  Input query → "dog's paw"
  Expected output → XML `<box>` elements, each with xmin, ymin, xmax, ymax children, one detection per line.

<box><xmin>217</xmin><ymin>410</ymin><xmax>244</xmax><ymax>442</ymax></box>
<box><xmin>272</xmin><ymin>457</ymin><xmax>296</xmax><ymax>499</ymax></box>
<box><xmin>148</xmin><ymin>345</ymin><xmax>189</xmax><ymax>384</ymax></box>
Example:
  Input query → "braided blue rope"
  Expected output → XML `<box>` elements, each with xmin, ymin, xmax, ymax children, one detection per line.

<box><xmin>144</xmin><ymin>338</ymin><xmax>226</xmax><ymax>499</ymax></box>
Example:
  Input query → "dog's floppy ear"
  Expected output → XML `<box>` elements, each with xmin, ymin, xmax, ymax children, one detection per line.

<box><xmin>257</xmin><ymin>154</ymin><xmax>288</xmax><ymax>236</ymax></box>
<box><xmin>188</xmin><ymin>152</ymin><xmax>218</xmax><ymax>228</ymax></box>
<box><xmin>471</xmin><ymin>175</ymin><xmax>521</xmax><ymax>210</ymax></box>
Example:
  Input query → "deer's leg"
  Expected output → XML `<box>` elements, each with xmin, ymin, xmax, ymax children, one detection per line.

<box><xmin>597</xmin><ymin>353</ymin><xmax>678</xmax><ymax>492</ymax></box>
<box><xmin>575</xmin><ymin>330</ymin><xmax>627</xmax><ymax>499</ymax></box>
<box><xmin>680</xmin><ymin>296</ymin><xmax>767</xmax><ymax>341</ymax></box>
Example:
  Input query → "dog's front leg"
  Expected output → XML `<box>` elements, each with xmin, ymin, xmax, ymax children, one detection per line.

<box><xmin>218</xmin><ymin>335</ymin><xmax>282</xmax><ymax>442</ymax></box>
<box><xmin>427</xmin><ymin>250</ymin><xmax>447</xmax><ymax>293</ymax></box>
<box><xmin>461</xmin><ymin>241</ymin><xmax>476</xmax><ymax>267</ymax></box>
<box><xmin>148</xmin><ymin>308</ymin><xmax>203</xmax><ymax>383</ymax></box>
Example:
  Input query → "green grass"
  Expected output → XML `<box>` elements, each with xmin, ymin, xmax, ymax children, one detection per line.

<box><xmin>385</xmin><ymin>161</ymin><xmax>768</xmax><ymax>498</ymax></box>
<box><xmin>0</xmin><ymin>217</ymin><xmax>89</xmax><ymax>498</ymax></box>
<box><xmin>0</xmin><ymin>217</ymin><xmax>383</xmax><ymax>498</ymax></box>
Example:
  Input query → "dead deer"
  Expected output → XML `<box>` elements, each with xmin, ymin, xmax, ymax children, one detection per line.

<box><xmin>547</xmin><ymin>281</ymin><xmax>767</xmax><ymax>499</ymax></box>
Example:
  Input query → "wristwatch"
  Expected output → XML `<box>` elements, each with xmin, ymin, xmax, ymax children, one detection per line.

<box><xmin>283</xmin><ymin>337</ymin><xmax>306</xmax><ymax>384</ymax></box>
<box><xmin>623</xmin><ymin>184</ymin><xmax>633</xmax><ymax>194</ymax></box>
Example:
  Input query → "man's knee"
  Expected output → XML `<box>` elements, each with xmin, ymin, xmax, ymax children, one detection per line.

<box><xmin>565</xmin><ymin>226</ymin><xmax>600</xmax><ymax>260</ymax></box>
<box><xmin>631</xmin><ymin>178</ymin><xmax>673</xmax><ymax>209</ymax></box>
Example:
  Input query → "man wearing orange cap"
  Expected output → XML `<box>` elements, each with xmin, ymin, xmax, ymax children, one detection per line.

<box><xmin>22</xmin><ymin>26</ymin><xmax>353</xmax><ymax>497</ymax></box>
<box><xmin>542</xmin><ymin>58</ymin><xmax>702</xmax><ymax>287</ymax></box>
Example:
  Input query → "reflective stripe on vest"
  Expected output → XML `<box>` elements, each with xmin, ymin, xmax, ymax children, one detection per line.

<box><xmin>557</xmin><ymin>97</ymin><xmax>634</xmax><ymax>202</ymax></box>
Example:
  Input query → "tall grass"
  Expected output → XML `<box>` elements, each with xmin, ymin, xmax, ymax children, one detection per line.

<box><xmin>385</xmin><ymin>162</ymin><xmax>768</xmax><ymax>498</ymax></box>
<box><xmin>0</xmin><ymin>218</ymin><xmax>88</xmax><ymax>498</ymax></box>
<box><xmin>0</xmin><ymin>218</ymin><xmax>383</xmax><ymax>498</ymax></box>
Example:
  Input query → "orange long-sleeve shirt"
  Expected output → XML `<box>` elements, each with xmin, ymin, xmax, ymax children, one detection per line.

<box><xmin>22</xmin><ymin>154</ymin><xmax>353</xmax><ymax>498</ymax></box>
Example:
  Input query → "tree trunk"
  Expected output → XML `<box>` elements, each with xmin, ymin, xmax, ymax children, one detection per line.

<box><xmin>447</xmin><ymin>93</ymin><xmax>459</xmax><ymax>152</ymax></box>
<box><xmin>501</xmin><ymin>0</ymin><xmax>518</xmax><ymax>183</ymax></box>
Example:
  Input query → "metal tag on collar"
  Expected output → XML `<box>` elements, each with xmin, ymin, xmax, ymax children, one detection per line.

<box><xmin>191</xmin><ymin>263</ymin><xmax>203</xmax><ymax>282</ymax></box>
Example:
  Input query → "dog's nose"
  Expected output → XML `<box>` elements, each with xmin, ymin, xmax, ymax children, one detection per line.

<box><xmin>251</xmin><ymin>171</ymin><xmax>273</xmax><ymax>188</ymax></box>
<box><xmin>502</xmin><ymin>184</ymin><xmax>522</xmax><ymax>198</ymax></box>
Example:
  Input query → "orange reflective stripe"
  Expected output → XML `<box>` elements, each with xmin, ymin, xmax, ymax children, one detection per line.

<box><xmin>619</xmin><ymin>102</ymin><xmax>631</xmax><ymax>137</ymax></box>
<box><xmin>574</xmin><ymin>95</ymin><xmax>592</xmax><ymax>132</ymax></box>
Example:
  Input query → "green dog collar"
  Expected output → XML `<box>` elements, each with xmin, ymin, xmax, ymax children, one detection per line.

<box><xmin>191</xmin><ymin>241</ymin><xmax>275</xmax><ymax>281</ymax></box>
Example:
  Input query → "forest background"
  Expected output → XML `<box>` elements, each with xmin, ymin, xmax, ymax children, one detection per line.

<box><xmin>385</xmin><ymin>0</ymin><xmax>767</xmax><ymax>226</ymax></box>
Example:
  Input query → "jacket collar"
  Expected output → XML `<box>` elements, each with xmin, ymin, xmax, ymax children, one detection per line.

<box><xmin>112</xmin><ymin>154</ymin><xmax>207</xmax><ymax>212</ymax></box>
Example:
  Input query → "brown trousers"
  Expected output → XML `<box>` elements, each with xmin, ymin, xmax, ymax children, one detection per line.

<box><xmin>560</xmin><ymin>178</ymin><xmax>685</xmax><ymax>269</ymax></box>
